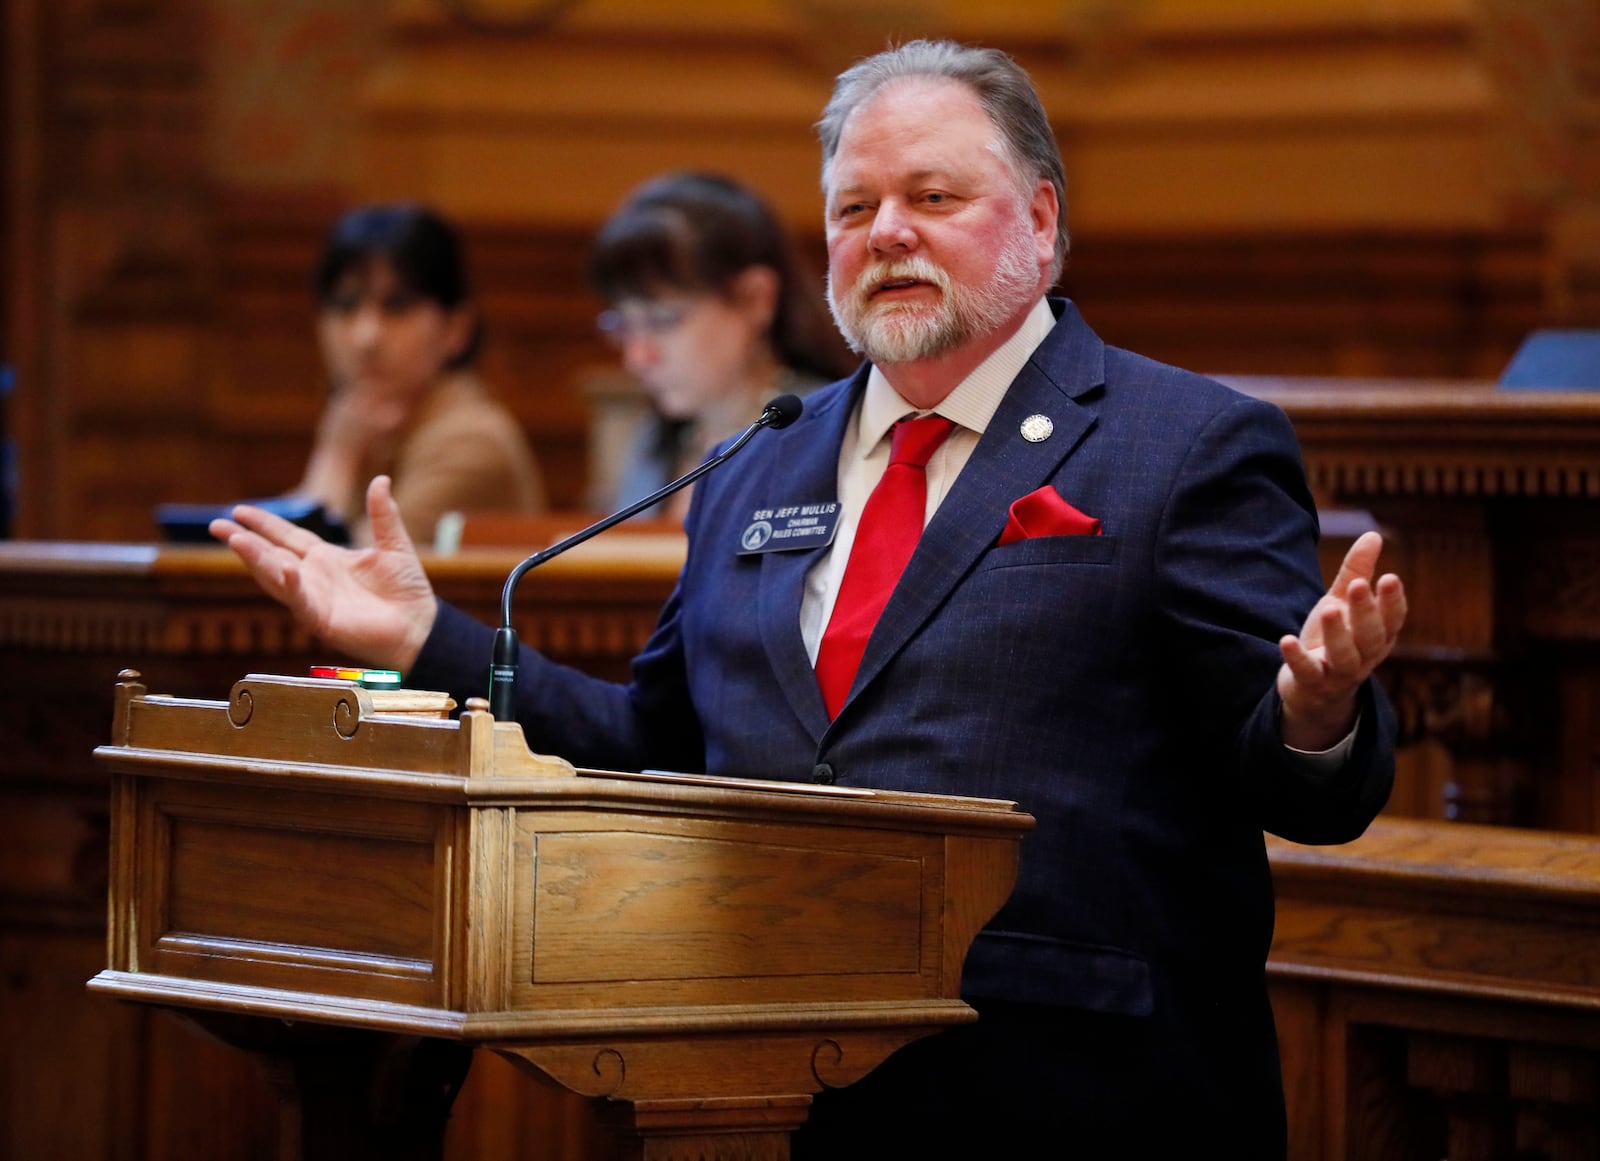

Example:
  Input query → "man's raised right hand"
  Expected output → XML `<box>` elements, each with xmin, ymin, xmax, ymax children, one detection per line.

<box><xmin>209</xmin><ymin>474</ymin><xmax>437</xmax><ymax>673</ymax></box>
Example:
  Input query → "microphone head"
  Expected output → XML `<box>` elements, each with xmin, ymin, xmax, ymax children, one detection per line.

<box><xmin>762</xmin><ymin>393</ymin><xmax>804</xmax><ymax>429</ymax></box>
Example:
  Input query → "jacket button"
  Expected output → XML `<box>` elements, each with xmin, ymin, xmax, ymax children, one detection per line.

<box><xmin>811</xmin><ymin>763</ymin><xmax>835</xmax><ymax>785</ymax></box>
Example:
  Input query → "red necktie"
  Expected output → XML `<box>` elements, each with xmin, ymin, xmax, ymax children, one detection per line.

<box><xmin>815</xmin><ymin>414</ymin><xmax>955</xmax><ymax>718</ymax></box>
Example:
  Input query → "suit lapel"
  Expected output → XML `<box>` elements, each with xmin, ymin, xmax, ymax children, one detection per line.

<box><xmin>754</xmin><ymin>372</ymin><xmax>867</xmax><ymax>741</ymax></box>
<box><xmin>836</xmin><ymin>303</ymin><xmax>1107</xmax><ymax>723</ymax></box>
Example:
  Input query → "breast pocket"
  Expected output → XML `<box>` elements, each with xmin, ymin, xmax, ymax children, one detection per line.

<box><xmin>984</xmin><ymin>534</ymin><xmax>1118</xmax><ymax>570</ymax></box>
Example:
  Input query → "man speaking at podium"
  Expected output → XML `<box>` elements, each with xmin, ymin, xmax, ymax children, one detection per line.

<box><xmin>214</xmin><ymin>39</ymin><xmax>1406</xmax><ymax>1160</ymax></box>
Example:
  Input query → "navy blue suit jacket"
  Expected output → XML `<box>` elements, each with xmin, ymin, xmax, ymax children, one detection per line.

<box><xmin>412</xmin><ymin>300</ymin><xmax>1395</xmax><ymax>1146</ymax></box>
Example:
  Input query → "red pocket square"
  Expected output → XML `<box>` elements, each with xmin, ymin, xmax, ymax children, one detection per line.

<box><xmin>998</xmin><ymin>486</ymin><xmax>1102</xmax><ymax>546</ymax></box>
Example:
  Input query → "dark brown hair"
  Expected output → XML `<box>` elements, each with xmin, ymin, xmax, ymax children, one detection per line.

<box><xmin>589</xmin><ymin>172</ymin><xmax>856</xmax><ymax>381</ymax></box>
<box><xmin>314</xmin><ymin>203</ymin><xmax>481</xmax><ymax>368</ymax></box>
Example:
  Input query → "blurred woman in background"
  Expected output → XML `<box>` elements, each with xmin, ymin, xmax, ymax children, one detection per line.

<box><xmin>590</xmin><ymin>172</ymin><xmax>856</xmax><ymax>520</ymax></box>
<box><xmin>290</xmin><ymin>203</ymin><xmax>545</xmax><ymax>546</ymax></box>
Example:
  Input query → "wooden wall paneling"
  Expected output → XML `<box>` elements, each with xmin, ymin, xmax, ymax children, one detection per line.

<box><xmin>1061</xmin><ymin>230</ymin><xmax>1548</xmax><ymax>381</ymax></box>
<box><xmin>4</xmin><ymin>0</ymin><xmax>51</xmax><ymax>542</ymax></box>
<box><xmin>57</xmin><ymin>7</ymin><xmax>214</xmax><ymax>532</ymax></box>
<box><xmin>354</xmin><ymin>11</ymin><xmax>838</xmax><ymax>226</ymax></box>
<box><xmin>1479</xmin><ymin>0</ymin><xmax>1600</xmax><ymax>326</ymax></box>
<box><xmin>209</xmin><ymin>192</ymin><xmax>340</xmax><ymax>436</ymax></box>
<box><xmin>1037</xmin><ymin>26</ymin><xmax>1500</xmax><ymax>238</ymax></box>
<box><xmin>203</xmin><ymin>191</ymin><xmax>358</xmax><ymax>510</ymax></box>
<box><xmin>11</xmin><ymin>0</ymin><xmax>1599</xmax><ymax>539</ymax></box>
<box><xmin>366</xmin><ymin>0</ymin><xmax>1505</xmax><ymax>236</ymax></box>
<box><xmin>4</xmin><ymin>0</ymin><xmax>217</xmax><ymax>541</ymax></box>
<box><xmin>463</xmin><ymin>222</ymin><xmax>612</xmax><ymax>513</ymax></box>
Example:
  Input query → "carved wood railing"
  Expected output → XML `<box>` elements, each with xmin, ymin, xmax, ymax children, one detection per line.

<box><xmin>1269</xmin><ymin>818</ymin><xmax>1600</xmax><ymax>1161</ymax></box>
<box><xmin>1230</xmin><ymin>380</ymin><xmax>1600</xmax><ymax>832</ymax></box>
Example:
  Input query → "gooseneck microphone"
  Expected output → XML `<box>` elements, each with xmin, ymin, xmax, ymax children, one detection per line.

<box><xmin>487</xmin><ymin>393</ymin><xmax>804</xmax><ymax>722</ymax></box>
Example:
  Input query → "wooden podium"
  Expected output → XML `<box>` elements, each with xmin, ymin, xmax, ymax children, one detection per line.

<box><xmin>87</xmin><ymin>671</ymin><xmax>1033</xmax><ymax>1160</ymax></box>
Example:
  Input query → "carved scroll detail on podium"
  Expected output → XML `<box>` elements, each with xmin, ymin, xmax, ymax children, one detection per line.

<box><xmin>589</xmin><ymin>1047</ymin><xmax>626</xmax><ymax>1097</ymax></box>
<box><xmin>228</xmin><ymin>686</ymin><xmax>255</xmax><ymax>727</ymax></box>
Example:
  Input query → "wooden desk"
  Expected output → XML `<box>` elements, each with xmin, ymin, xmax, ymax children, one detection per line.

<box><xmin>1269</xmin><ymin>817</ymin><xmax>1600</xmax><ymax>1161</ymax></box>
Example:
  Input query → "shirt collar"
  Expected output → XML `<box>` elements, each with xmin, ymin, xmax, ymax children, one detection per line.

<box><xmin>855</xmin><ymin>297</ymin><xmax>1058</xmax><ymax>455</ymax></box>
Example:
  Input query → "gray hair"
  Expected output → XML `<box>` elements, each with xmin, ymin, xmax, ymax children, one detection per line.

<box><xmin>817</xmin><ymin>39</ymin><xmax>1069</xmax><ymax>281</ymax></box>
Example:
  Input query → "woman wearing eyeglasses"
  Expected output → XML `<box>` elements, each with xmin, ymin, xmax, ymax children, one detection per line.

<box><xmin>290</xmin><ymin>203</ymin><xmax>546</xmax><ymax>546</ymax></box>
<box><xmin>589</xmin><ymin>172</ymin><xmax>857</xmax><ymax>520</ymax></box>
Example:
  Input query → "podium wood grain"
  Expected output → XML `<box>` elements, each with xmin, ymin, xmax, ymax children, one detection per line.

<box><xmin>89</xmin><ymin>671</ymin><xmax>1032</xmax><ymax>1159</ymax></box>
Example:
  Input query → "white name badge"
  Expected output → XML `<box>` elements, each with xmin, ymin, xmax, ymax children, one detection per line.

<box><xmin>737</xmin><ymin>502</ymin><xmax>842</xmax><ymax>555</ymax></box>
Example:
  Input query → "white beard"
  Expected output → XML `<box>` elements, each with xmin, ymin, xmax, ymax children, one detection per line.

<box><xmin>828</xmin><ymin>217</ymin><xmax>1041</xmax><ymax>366</ymax></box>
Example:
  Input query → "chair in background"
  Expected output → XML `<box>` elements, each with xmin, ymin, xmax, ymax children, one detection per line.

<box><xmin>1498</xmin><ymin>329</ymin><xmax>1600</xmax><ymax>389</ymax></box>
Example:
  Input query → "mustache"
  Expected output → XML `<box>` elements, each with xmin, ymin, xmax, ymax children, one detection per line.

<box><xmin>842</xmin><ymin>256</ymin><xmax>952</xmax><ymax>308</ymax></box>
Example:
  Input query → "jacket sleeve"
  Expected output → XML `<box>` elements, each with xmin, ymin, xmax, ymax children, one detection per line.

<box><xmin>1153</xmin><ymin>392</ymin><xmax>1396</xmax><ymax>844</ymax></box>
<box><xmin>407</xmin><ymin>595</ymin><xmax>705</xmax><ymax>774</ymax></box>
